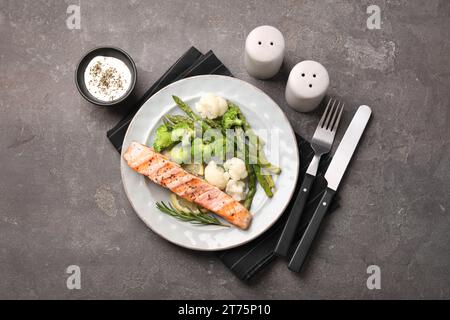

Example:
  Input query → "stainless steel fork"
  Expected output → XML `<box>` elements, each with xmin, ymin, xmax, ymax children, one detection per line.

<box><xmin>274</xmin><ymin>98</ymin><xmax>344</xmax><ymax>257</ymax></box>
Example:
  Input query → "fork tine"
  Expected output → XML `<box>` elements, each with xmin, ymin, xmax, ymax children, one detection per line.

<box><xmin>324</xmin><ymin>99</ymin><xmax>337</xmax><ymax>129</ymax></box>
<box><xmin>331</xmin><ymin>103</ymin><xmax>344</xmax><ymax>132</ymax></box>
<box><xmin>319</xmin><ymin>98</ymin><xmax>333</xmax><ymax>128</ymax></box>
<box><xmin>317</xmin><ymin>98</ymin><xmax>333</xmax><ymax>128</ymax></box>
<box><xmin>328</xmin><ymin>101</ymin><xmax>341</xmax><ymax>131</ymax></box>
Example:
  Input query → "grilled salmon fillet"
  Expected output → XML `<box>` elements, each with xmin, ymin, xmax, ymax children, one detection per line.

<box><xmin>123</xmin><ymin>142</ymin><xmax>252</xmax><ymax>229</ymax></box>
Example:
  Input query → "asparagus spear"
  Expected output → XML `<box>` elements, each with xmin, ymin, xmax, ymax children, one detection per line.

<box><xmin>237</xmin><ymin>130</ymin><xmax>256</xmax><ymax>209</ymax></box>
<box><xmin>165</xmin><ymin>114</ymin><xmax>194</xmax><ymax>126</ymax></box>
<box><xmin>225</xmin><ymin>103</ymin><xmax>277</xmax><ymax>198</ymax></box>
<box><xmin>253</xmin><ymin>164</ymin><xmax>273</xmax><ymax>198</ymax></box>
<box><xmin>162</xmin><ymin>116</ymin><xmax>173</xmax><ymax>130</ymax></box>
<box><xmin>244</xmin><ymin>164</ymin><xmax>257</xmax><ymax>209</ymax></box>
<box><xmin>172</xmin><ymin>95</ymin><xmax>199</xmax><ymax>120</ymax></box>
<box><xmin>262</xmin><ymin>163</ymin><xmax>282</xmax><ymax>175</ymax></box>
<box><xmin>229</xmin><ymin>101</ymin><xmax>281</xmax><ymax>174</ymax></box>
<box><xmin>264</xmin><ymin>172</ymin><xmax>275</xmax><ymax>188</ymax></box>
<box><xmin>172</xmin><ymin>95</ymin><xmax>220</xmax><ymax>129</ymax></box>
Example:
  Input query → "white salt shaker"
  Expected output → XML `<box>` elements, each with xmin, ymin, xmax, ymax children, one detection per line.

<box><xmin>244</xmin><ymin>26</ymin><xmax>285</xmax><ymax>79</ymax></box>
<box><xmin>285</xmin><ymin>60</ymin><xmax>329</xmax><ymax>112</ymax></box>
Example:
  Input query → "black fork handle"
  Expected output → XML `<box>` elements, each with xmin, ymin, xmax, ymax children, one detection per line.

<box><xmin>274</xmin><ymin>174</ymin><xmax>315</xmax><ymax>257</ymax></box>
<box><xmin>288</xmin><ymin>187</ymin><xmax>335</xmax><ymax>272</ymax></box>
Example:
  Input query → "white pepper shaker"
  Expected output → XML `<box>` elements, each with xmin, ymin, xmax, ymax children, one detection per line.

<box><xmin>244</xmin><ymin>26</ymin><xmax>285</xmax><ymax>79</ymax></box>
<box><xmin>285</xmin><ymin>60</ymin><xmax>330</xmax><ymax>112</ymax></box>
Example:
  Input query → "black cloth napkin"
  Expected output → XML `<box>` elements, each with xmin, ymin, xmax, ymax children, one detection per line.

<box><xmin>107</xmin><ymin>47</ymin><xmax>340</xmax><ymax>281</ymax></box>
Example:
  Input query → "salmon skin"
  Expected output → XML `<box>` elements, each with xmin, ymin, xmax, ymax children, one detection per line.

<box><xmin>123</xmin><ymin>142</ymin><xmax>252</xmax><ymax>230</ymax></box>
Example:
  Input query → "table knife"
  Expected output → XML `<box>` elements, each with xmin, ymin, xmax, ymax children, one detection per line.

<box><xmin>288</xmin><ymin>105</ymin><xmax>372</xmax><ymax>272</ymax></box>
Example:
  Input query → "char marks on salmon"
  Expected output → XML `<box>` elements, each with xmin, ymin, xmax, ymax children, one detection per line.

<box><xmin>123</xmin><ymin>142</ymin><xmax>252</xmax><ymax>229</ymax></box>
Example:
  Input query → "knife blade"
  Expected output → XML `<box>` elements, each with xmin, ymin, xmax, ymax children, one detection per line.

<box><xmin>325</xmin><ymin>105</ymin><xmax>372</xmax><ymax>191</ymax></box>
<box><xmin>288</xmin><ymin>105</ymin><xmax>372</xmax><ymax>272</ymax></box>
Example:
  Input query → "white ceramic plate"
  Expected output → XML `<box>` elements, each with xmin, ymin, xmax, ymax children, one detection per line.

<box><xmin>121</xmin><ymin>75</ymin><xmax>299</xmax><ymax>251</ymax></box>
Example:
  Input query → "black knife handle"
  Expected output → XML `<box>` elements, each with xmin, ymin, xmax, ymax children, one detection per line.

<box><xmin>288</xmin><ymin>187</ymin><xmax>335</xmax><ymax>272</ymax></box>
<box><xmin>274</xmin><ymin>174</ymin><xmax>315</xmax><ymax>257</ymax></box>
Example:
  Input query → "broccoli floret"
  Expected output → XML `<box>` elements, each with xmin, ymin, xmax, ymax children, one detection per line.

<box><xmin>191</xmin><ymin>138</ymin><xmax>214</xmax><ymax>163</ymax></box>
<box><xmin>222</xmin><ymin>105</ymin><xmax>243</xmax><ymax>129</ymax></box>
<box><xmin>194</xmin><ymin>137</ymin><xmax>228</xmax><ymax>163</ymax></box>
<box><xmin>153</xmin><ymin>121</ymin><xmax>195</xmax><ymax>153</ymax></box>
<box><xmin>191</xmin><ymin>138</ymin><xmax>203</xmax><ymax>161</ymax></box>
<box><xmin>153</xmin><ymin>124</ymin><xmax>175</xmax><ymax>152</ymax></box>
<box><xmin>171</xmin><ymin>122</ymin><xmax>194</xmax><ymax>143</ymax></box>
<box><xmin>170</xmin><ymin>145</ymin><xmax>191</xmax><ymax>164</ymax></box>
<box><xmin>211</xmin><ymin>137</ymin><xmax>227</xmax><ymax>160</ymax></box>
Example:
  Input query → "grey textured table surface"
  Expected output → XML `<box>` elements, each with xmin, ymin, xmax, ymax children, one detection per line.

<box><xmin>1</xmin><ymin>0</ymin><xmax>449</xmax><ymax>299</ymax></box>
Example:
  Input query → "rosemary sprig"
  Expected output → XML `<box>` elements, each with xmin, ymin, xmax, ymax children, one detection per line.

<box><xmin>155</xmin><ymin>202</ymin><xmax>229</xmax><ymax>227</ymax></box>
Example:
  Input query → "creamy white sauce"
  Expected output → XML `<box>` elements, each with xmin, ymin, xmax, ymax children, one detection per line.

<box><xmin>84</xmin><ymin>56</ymin><xmax>131</xmax><ymax>102</ymax></box>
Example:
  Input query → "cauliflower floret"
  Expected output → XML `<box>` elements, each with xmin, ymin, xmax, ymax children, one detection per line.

<box><xmin>195</xmin><ymin>93</ymin><xmax>228</xmax><ymax>119</ymax></box>
<box><xmin>224</xmin><ymin>157</ymin><xmax>248</xmax><ymax>181</ymax></box>
<box><xmin>226</xmin><ymin>179</ymin><xmax>246</xmax><ymax>201</ymax></box>
<box><xmin>205</xmin><ymin>160</ymin><xmax>229</xmax><ymax>190</ymax></box>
